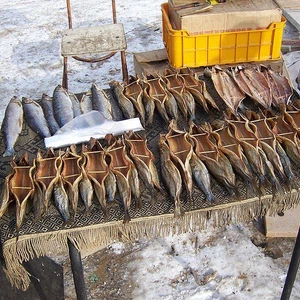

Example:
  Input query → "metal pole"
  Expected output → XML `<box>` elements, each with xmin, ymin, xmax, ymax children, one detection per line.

<box><xmin>281</xmin><ymin>227</ymin><xmax>300</xmax><ymax>300</ymax></box>
<box><xmin>68</xmin><ymin>238</ymin><xmax>88</xmax><ymax>300</ymax></box>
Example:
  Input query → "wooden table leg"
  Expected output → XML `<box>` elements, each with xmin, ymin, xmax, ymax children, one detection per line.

<box><xmin>67</xmin><ymin>238</ymin><xmax>88</xmax><ymax>300</ymax></box>
<box><xmin>281</xmin><ymin>227</ymin><xmax>300</xmax><ymax>300</ymax></box>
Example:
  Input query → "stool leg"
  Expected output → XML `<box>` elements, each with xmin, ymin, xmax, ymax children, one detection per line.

<box><xmin>121</xmin><ymin>51</ymin><xmax>129</xmax><ymax>85</ymax></box>
<box><xmin>62</xmin><ymin>56</ymin><xmax>68</xmax><ymax>90</ymax></box>
<box><xmin>68</xmin><ymin>238</ymin><xmax>88</xmax><ymax>300</ymax></box>
<box><xmin>280</xmin><ymin>227</ymin><xmax>300</xmax><ymax>300</ymax></box>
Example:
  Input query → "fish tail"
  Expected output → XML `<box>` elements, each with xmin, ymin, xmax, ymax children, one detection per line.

<box><xmin>3</xmin><ymin>148</ymin><xmax>13</xmax><ymax>157</ymax></box>
<box><xmin>123</xmin><ymin>209</ymin><xmax>131</xmax><ymax>223</ymax></box>
<box><xmin>245</xmin><ymin>179</ymin><xmax>260</xmax><ymax>199</ymax></box>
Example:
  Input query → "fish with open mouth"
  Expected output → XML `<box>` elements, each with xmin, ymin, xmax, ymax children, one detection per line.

<box><xmin>163</xmin><ymin>69</ymin><xmax>195</xmax><ymax>121</ymax></box>
<box><xmin>165</xmin><ymin>120</ymin><xmax>194</xmax><ymax>201</ymax></box>
<box><xmin>52</xmin><ymin>84</ymin><xmax>74</xmax><ymax>127</ymax></box>
<box><xmin>188</xmin><ymin>122</ymin><xmax>238</xmax><ymax>199</ymax></box>
<box><xmin>109</xmin><ymin>80</ymin><xmax>136</xmax><ymax>120</ymax></box>
<box><xmin>91</xmin><ymin>82</ymin><xmax>113</xmax><ymax>120</ymax></box>
<box><xmin>211</xmin><ymin>66</ymin><xmax>245</xmax><ymax>113</ymax></box>
<box><xmin>61</xmin><ymin>145</ymin><xmax>83</xmax><ymax>216</ymax></box>
<box><xmin>33</xmin><ymin>148</ymin><xmax>62</xmax><ymax>219</ymax></box>
<box><xmin>105</xmin><ymin>134</ymin><xmax>140</xmax><ymax>222</ymax></box>
<box><xmin>22</xmin><ymin>97</ymin><xmax>51</xmax><ymax>138</ymax></box>
<box><xmin>1</xmin><ymin>96</ymin><xmax>23</xmax><ymax>157</ymax></box>
<box><xmin>124</xmin><ymin>130</ymin><xmax>162</xmax><ymax>200</ymax></box>
<box><xmin>41</xmin><ymin>93</ymin><xmax>60</xmax><ymax>135</ymax></box>
<box><xmin>158</xmin><ymin>134</ymin><xmax>184</xmax><ymax>217</ymax></box>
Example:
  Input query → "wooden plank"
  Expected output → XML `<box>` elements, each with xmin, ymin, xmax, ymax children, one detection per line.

<box><xmin>265</xmin><ymin>206</ymin><xmax>300</xmax><ymax>237</ymax></box>
<box><xmin>274</xmin><ymin>0</ymin><xmax>300</xmax><ymax>10</ymax></box>
<box><xmin>61</xmin><ymin>23</ymin><xmax>127</xmax><ymax>57</ymax></box>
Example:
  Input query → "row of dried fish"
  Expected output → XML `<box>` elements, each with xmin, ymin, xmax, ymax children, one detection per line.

<box><xmin>0</xmin><ymin>131</ymin><xmax>162</xmax><ymax>231</ymax></box>
<box><xmin>159</xmin><ymin>104</ymin><xmax>300</xmax><ymax>217</ymax></box>
<box><xmin>211</xmin><ymin>65</ymin><xmax>294</xmax><ymax>114</ymax></box>
<box><xmin>110</xmin><ymin>69</ymin><xmax>218</xmax><ymax>126</ymax></box>
<box><xmin>1</xmin><ymin>83</ymin><xmax>113</xmax><ymax>156</ymax></box>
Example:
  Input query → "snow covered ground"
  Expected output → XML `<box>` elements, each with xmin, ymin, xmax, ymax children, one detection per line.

<box><xmin>0</xmin><ymin>0</ymin><xmax>299</xmax><ymax>299</ymax></box>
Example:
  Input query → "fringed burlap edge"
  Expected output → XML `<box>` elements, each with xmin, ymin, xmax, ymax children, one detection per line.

<box><xmin>3</xmin><ymin>189</ymin><xmax>300</xmax><ymax>291</ymax></box>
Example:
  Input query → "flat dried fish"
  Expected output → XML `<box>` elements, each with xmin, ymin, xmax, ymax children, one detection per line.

<box><xmin>159</xmin><ymin>134</ymin><xmax>184</xmax><ymax>217</ymax></box>
<box><xmin>211</xmin><ymin>66</ymin><xmax>245</xmax><ymax>113</ymax></box>
<box><xmin>261</xmin><ymin>66</ymin><xmax>293</xmax><ymax>106</ymax></box>
<box><xmin>91</xmin><ymin>82</ymin><xmax>113</xmax><ymax>120</ymax></box>
<box><xmin>232</xmin><ymin>66</ymin><xmax>272</xmax><ymax>109</ymax></box>
<box><xmin>22</xmin><ymin>97</ymin><xmax>51</xmax><ymax>138</ymax></box>
<box><xmin>109</xmin><ymin>80</ymin><xmax>136</xmax><ymax>120</ymax></box>
<box><xmin>41</xmin><ymin>94</ymin><xmax>60</xmax><ymax>135</ymax></box>
<box><xmin>52</xmin><ymin>84</ymin><xmax>74</xmax><ymax>127</ymax></box>
<box><xmin>53</xmin><ymin>177</ymin><xmax>70</xmax><ymax>223</ymax></box>
<box><xmin>69</xmin><ymin>92</ymin><xmax>82</xmax><ymax>117</ymax></box>
<box><xmin>80</xmin><ymin>89</ymin><xmax>93</xmax><ymax>114</ymax></box>
<box><xmin>1</xmin><ymin>96</ymin><xmax>23</xmax><ymax>157</ymax></box>
<box><xmin>61</xmin><ymin>145</ymin><xmax>83</xmax><ymax>215</ymax></box>
<box><xmin>166</xmin><ymin>120</ymin><xmax>193</xmax><ymax>201</ymax></box>
<box><xmin>124</xmin><ymin>130</ymin><xmax>162</xmax><ymax>200</ymax></box>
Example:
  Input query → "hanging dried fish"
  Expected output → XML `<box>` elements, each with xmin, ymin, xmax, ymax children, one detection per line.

<box><xmin>231</xmin><ymin>66</ymin><xmax>272</xmax><ymax>109</ymax></box>
<box><xmin>81</xmin><ymin>139</ymin><xmax>110</xmax><ymax>218</ymax></box>
<box><xmin>124</xmin><ymin>130</ymin><xmax>162</xmax><ymax>200</ymax></box>
<box><xmin>41</xmin><ymin>94</ymin><xmax>60</xmax><ymax>135</ymax></box>
<box><xmin>261</xmin><ymin>65</ymin><xmax>293</xmax><ymax>107</ymax></box>
<box><xmin>105</xmin><ymin>134</ymin><xmax>140</xmax><ymax>222</ymax></box>
<box><xmin>52</xmin><ymin>84</ymin><xmax>74</xmax><ymax>127</ymax></box>
<box><xmin>211</xmin><ymin>66</ymin><xmax>245</xmax><ymax>114</ymax></box>
<box><xmin>188</xmin><ymin>122</ymin><xmax>238</xmax><ymax>198</ymax></box>
<box><xmin>22</xmin><ymin>97</ymin><xmax>51</xmax><ymax>138</ymax></box>
<box><xmin>209</xmin><ymin>122</ymin><xmax>259</xmax><ymax>198</ymax></box>
<box><xmin>158</xmin><ymin>134</ymin><xmax>184</xmax><ymax>217</ymax></box>
<box><xmin>163</xmin><ymin>69</ymin><xmax>195</xmax><ymax>120</ymax></box>
<box><xmin>143</xmin><ymin>74</ymin><xmax>178</xmax><ymax>122</ymax></box>
<box><xmin>34</xmin><ymin>148</ymin><xmax>62</xmax><ymax>219</ymax></box>
<box><xmin>180</xmin><ymin>70</ymin><xmax>218</xmax><ymax>112</ymax></box>
<box><xmin>165</xmin><ymin>120</ymin><xmax>193</xmax><ymax>201</ymax></box>
<box><xmin>53</xmin><ymin>176</ymin><xmax>70</xmax><ymax>223</ymax></box>
<box><xmin>91</xmin><ymin>82</ymin><xmax>113</xmax><ymax>120</ymax></box>
<box><xmin>124</xmin><ymin>75</ymin><xmax>146</xmax><ymax>126</ymax></box>
<box><xmin>61</xmin><ymin>145</ymin><xmax>83</xmax><ymax>215</ymax></box>
<box><xmin>109</xmin><ymin>80</ymin><xmax>136</xmax><ymax>120</ymax></box>
<box><xmin>1</xmin><ymin>96</ymin><xmax>23</xmax><ymax>157</ymax></box>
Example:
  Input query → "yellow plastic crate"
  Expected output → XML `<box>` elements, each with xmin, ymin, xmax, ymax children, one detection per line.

<box><xmin>162</xmin><ymin>3</ymin><xmax>286</xmax><ymax>68</ymax></box>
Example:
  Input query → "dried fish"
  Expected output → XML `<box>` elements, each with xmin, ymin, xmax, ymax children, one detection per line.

<box><xmin>166</xmin><ymin>120</ymin><xmax>193</xmax><ymax>201</ymax></box>
<box><xmin>159</xmin><ymin>134</ymin><xmax>184</xmax><ymax>217</ymax></box>
<box><xmin>124</xmin><ymin>131</ymin><xmax>162</xmax><ymax>200</ymax></box>
<box><xmin>189</xmin><ymin>122</ymin><xmax>238</xmax><ymax>198</ymax></box>
<box><xmin>124</xmin><ymin>76</ymin><xmax>146</xmax><ymax>125</ymax></box>
<box><xmin>69</xmin><ymin>92</ymin><xmax>82</xmax><ymax>117</ymax></box>
<box><xmin>211</xmin><ymin>66</ymin><xmax>245</xmax><ymax>113</ymax></box>
<box><xmin>41</xmin><ymin>93</ymin><xmax>60</xmax><ymax>135</ymax></box>
<box><xmin>91</xmin><ymin>82</ymin><xmax>113</xmax><ymax>120</ymax></box>
<box><xmin>163</xmin><ymin>69</ymin><xmax>196</xmax><ymax>120</ymax></box>
<box><xmin>81</xmin><ymin>139</ymin><xmax>109</xmax><ymax>218</ymax></box>
<box><xmin>180</xmin><ymin>71</ymin><xmax>218</xmax><ymax>112</ymax></box>
<box><xmin>53</xmin><ymin>177</ymin><xmax>70</xmax><ymax>223</ymax></box>
<box><xmin>53</xmin><ymin>84</ymin><xmax>74</xmax><ymax>127</ymax></box>
<box><xmin>34</xmin><ymin>148</ymin><xmax>62</xmax><ymax>218</ymax></box>
<box><xmin>261</xmin><ymin>66</ymin><xmax>293</xmax><ymax>106</ymax></box>
<box><xmin>80</xmin><ymin>89</ymin><xmax>93</xmax><ymax>114</ymax></box>
<box><xmin>22</xmin><ymin>97</ymin><xmax>51</xmax><ymax>138</ymax></box>
<box><xmin>109</xmin><ymin>80</ymin><xmax>136</xmax><ymax>119</ymax></box>
<box><xmin>1</xmin><ymin>96</ymin><xmax>23</xmax><ymax>157</ymax></box>
<box><xmin>61</xmin><ymin>145</ymin><xmax>83</xmax><ymax>215</ymax></box>
<box><xmin>232</xmin><ymin>66</ymin><xmax>272</xmax><ymax>109</ymax></box>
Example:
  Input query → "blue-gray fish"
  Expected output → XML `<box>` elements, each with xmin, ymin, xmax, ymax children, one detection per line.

<box><xmin>22</xmin><ymin>97</ymin><xmax>51</xmax><ymax>138</ymax></box>
<box><xmin>52</xmin><ymin>84</ymin><xmax>74</xmax><ymax>127</ymax></box>
<box><xmin>53</xmin><ymin>177</ymin><xmax>70</xmax><ymax>223</ymax></box>
<box><xmin>91</xmin><ymin>82</ymin><xmax>113</xmax><ymax>120</ymax></box>
<box><xmin>69</xmin><ymin>92</ymin><xmax>82</xmax><ymax>117</ymax></box>
<box><xmin>41</xmin><ymin>93</ymin><xmax>60</xmax><ymax>135</ymax></box>
<box><xmin>80</xmin><ymin>89</ymin><xmax>93</xmax><ymax>114</ymax></box>
<box><xmin>1</xmin><ymin>96</ymin><xmax>23</xmax><ymax>157</ymax></box>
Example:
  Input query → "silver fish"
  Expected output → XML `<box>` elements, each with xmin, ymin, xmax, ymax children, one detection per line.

<box><xmin>91</xmin><ymin>82</ymin><xmax>113</xmax><ymax>120</ymax></box>
<box><xmin>80</xmin><ymin>89</ymin><xmax>93</xmax><ymax>114</ymax></box>
<box><xmin>79</xmin><ymin>169</ymin><xmax>94</xmax><ymax>213</ymax></box>
<box><xmin>69</xmin><ymin>92</ymin><xmax>82</xmax><ymax>117</ymax></box>
<box><xmin>41</xmin><ymin>93</ymin><xmax>60</xmax><ymax>135</ymax></box>
<box><xmin>22</xmin><ymin>97</ymin><xmax>51</xmax><ymax>138</ymax></box>
<box><xmin>1</xmin><ymin>96</ymin><xmax>23</xmax><ymax>157</ymax></box>
<box><xmin>109</xmin><ymin>80</ymin><xmax>136</xmax><ymax>119</ymax></box>
<box><xmin>52</xmin><ymin>84</ymin><xmax>74</xmax><ymax>127</ymax></box>
<box><xmin>104</xmin><ymin>170</ymin><xmax>117</xmax><ymax>202</ymax></box>
<box><xmin>53</xmin><ymin>177</ymin><xmax>70</xmax><ymax>223</ymax></box>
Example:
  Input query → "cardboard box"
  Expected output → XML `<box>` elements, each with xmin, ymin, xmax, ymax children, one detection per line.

<box><xmin>168</xmin><ymin>0</ymin><xmax>282</xmax><ymax>35</ymax></box>
<box><xmin>265</xmin><ymin>205</ymin><xmax>300</xmax><ymax>238</ymax></box>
